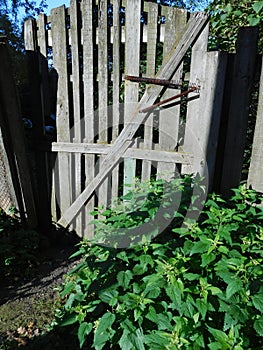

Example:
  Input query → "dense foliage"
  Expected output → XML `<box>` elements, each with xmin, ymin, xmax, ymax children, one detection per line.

<box><xmin>53</xmin><ymin>179</ymin><xmax>263</xmax><ymax>349</ymax></box>
<box><xmin>208</xmin><ymin>0</ymin><xmax>263</xmax><ymax>51</ymax></box>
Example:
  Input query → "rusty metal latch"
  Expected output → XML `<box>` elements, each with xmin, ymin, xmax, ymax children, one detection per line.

<box><xmin>124</xmin><ymin>75</ymin><xmax>200</xmax><ymax>113</ymax></box>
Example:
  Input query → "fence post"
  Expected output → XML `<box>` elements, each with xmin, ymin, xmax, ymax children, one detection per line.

<box><xmin>220</xmin><ymin>27</ymin><xmax>258</xmax><ymax>196</ymax></box>
<box><xmin>0</xmin><ymin>37</ymin><xmax>37</xmax><ymax>227</ymax></box>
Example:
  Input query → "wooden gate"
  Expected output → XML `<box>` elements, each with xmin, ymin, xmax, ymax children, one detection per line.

<box><xmin>24</xmin><ymin>1</ymin><xmax>229</xmax><ymax>237</ymax></box>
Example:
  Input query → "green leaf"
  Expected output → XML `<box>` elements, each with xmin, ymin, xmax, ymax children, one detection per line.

<box><xmin>78</xmin><ymin>322</ymin><xmax>92</xmax><ymax>348</ymax></box>
<box><xmin>208</xmin><ymin>342</ymin><xmax>223</xmax><ymax>350</ymax></box>
<box><xmin>196</xmin><ymin>299</ymin><xmax>208</xmax><ymax>319</ymax></box>
<box><xmin>223</xmin><ymin>313</ymin><xmax>237</xmax><ymax>331</ymax></box>
<box><xmin>59</xmin><ymin>313</ymin><xmax>78</xmax><ymax>327</ymax></box>
<box><xmin>129</xmin><ymin>329</ymin><xmax>145</xmax><ymax>350</ymax></box>
<box><xmin>65</xmin><ymin>293</ymin><xmax>75</xmax><ymax>311</ymax></box>
<box><xmin>254</xmin><ymin>316</ymin><xmax>263</xmax><ymax>336</ymax></box>
<box><xmin>97</xmin><ymin>312</ymin><xmax>115</xmax><ymax>332</ymax></box>
<box><xmin>119</xmin><ymin>329</ymin><xmax>133</xmax><ymax>350</ymax></box>
<box><xmin>99</xmin><ymin>289</ymin><xmax>118</xmax><ymax>306</ymax></box>
<box><xmin>201</xmin><ymin>252</ymin><xmax>216</xmax><ymax>267</ymax></box>
<box><xmin>117</xmin><ymin>270</ymin><xmax>133</xmax><ymax>290</ymax></box>
<box><xmin>190</xmin><ymin>237</ymin><xmax>211</xmax><ymax>255</ymax></box>
<box><xmin>144</xmin><ymin>284</ymin><xmax>161</xmax><ymax>299</ymax></box>
<box><xmin>226</xmin><ymin>279</ymin><xmax>243</xmax><ymax>299</ymax></box>
<box><xmin>253</xmin><ymin>1</ymin><xmax>263</xmax><ymax>13</ymax></box>
<box><xmin>94</xmin><ymin>313</ymin><xmax>116</xmax><ymax>350</ymax></box>
<box><xmin>61</xmin><ymin>282</ymin><xmax>75</xmax><ymax>297</ymax></box>
<box><xmin>252</xmin><ymin>294</ymin><xmax>263</xmax><ymax>313</ymax></box>
<box><xmin>184</xmin><ymin>273</ymin><xmax>200</xmax><ymax>281</ymax></box>
<box><xmin>156</xmin><ymin>314</ymin><xmax>173</xmax><ymax>331</ymax></box>
<box><xmin>248</xmin><ymin>16</ymin><xmax>261</xmax><ymax>26</ymax></box>
<box><xmin>209</xmin><ymin>286</ymin><xmax>222</xmax><ymax>295</ymax></box>
<box><xmin>207</xmin><ymin>326</ymin><xmax>228</xmax><ymax>343</ymax></box>
<box><xmin>144</xmin><ymin>331</ymin><xmax>170</xmax><ymax>349</ymax></box>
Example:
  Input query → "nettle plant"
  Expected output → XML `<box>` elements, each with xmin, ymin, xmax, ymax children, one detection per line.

<box><xmin>53</xmin><ymin>178</ymin><xmax>263</xmax><ymax>350</ymax></box>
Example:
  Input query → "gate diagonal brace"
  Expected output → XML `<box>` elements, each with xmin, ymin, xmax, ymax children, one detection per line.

<box><xmin>124</xmin><ymin>75</ymin><xmax>200</xmax><ymax>113</ymax></box>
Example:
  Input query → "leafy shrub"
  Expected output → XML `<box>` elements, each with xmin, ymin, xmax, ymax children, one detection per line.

<box><xmin>54</xmin><ymin>180</ymin><xmax>263</xmax><ymax>349</ymax></box>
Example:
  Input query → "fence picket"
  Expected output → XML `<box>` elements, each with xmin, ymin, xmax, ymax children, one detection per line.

<box><xmin>182</xmin><ymin>24</ymin><xmax>209</xmax><ymax>176</ymax></box>
<box><xmin>97</xmin><ymin>0</ymin><xmax>110</xmax><ymax>210</ymax></box>
<box><xmin>51</xmin><ymin>5</ymin><xmax>72</xmax><ymax>220</ymax></box>
<box><xmin>82</xmin><ymin>0</ymin><xmax>95</xmax><ymax>237</ymax></box>
<box><xmin>70</xmin><ymin>0</ymin><xmax>83</xmax><ymax>233</ymax></box>
<box><xmin>141</xmin><ymin>2</ymin><xmax>158</xmax><ymax>182</ymax></box>
<box><xmin>157</xmin><ymin>8</ymin><xmax>187</xmax><ymax>180</ymax></box>
<box><xmin>111</xmin><ymin>0</ymin><xmax>122</xmax><ymax>200</ymax></box>
<box><xmin>123</xmin><ymin>0</ymin><xmax>141</xmax><ymax>194</ymax></box>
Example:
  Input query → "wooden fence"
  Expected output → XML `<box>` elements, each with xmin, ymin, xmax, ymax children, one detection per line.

<box><xmin>4</xmin><ymin>0</ymin><xmax>260</xmax><ymax>235</ymax></box>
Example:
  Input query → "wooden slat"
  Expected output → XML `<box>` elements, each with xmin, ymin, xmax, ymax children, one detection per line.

<box><xmin>97</xmin><ymin>0</ymin><xmax>110</xmax><ymax>210</ymax></box>
<box><xmin>123</xmin><ymin>0</ymin><xmax>141</xmax><ymax>194</ymax></box>
<box><xmin>51</xmin><ymin>6</ymin><xmax>72</xmax><ymax>216</ymax></box>
<box><xmin>111</xmin><ymin>0</ymin><xmax>121</xmax><ymax>199</ymax></box>
<box><xmin>141</xmin><ymin>1</ymin><xmax>158</xmax><ymax>182</ymax></box>
<box><xmin>182</xmin><ymin>23</ymin><xmax>209</xmax><ymax>176</ymax></box>
<box><xmin>57</xmin><ymin>12</ymin><xmax>209</xmax><ymax>227</ymax></box>
<box><xmin>158</xmin><ymin>8</ymin><xmax>187</xmax><ymax>180</ymax></box>
<box><xmin>82</xmin><ymin>0</ymin><xmax>95</xmax><ymax>237</ymax></box>
<box><xmin>220</xmin><ymin>27</ymin><xmax>258</xmax><ymax>195</ymax></box>
<box><xmin>248</xmin><ymin>55</ymin><xmax>263</xmax><ymax>193</ymax></box>
<box><xmin>52</xmin><ymin>141</ymin><xmax>193</xmax><ymax>164</ymax></box>
<box><xmin>24</xmin><ymin>19</ymin><xmax>51</xmax><ymax>229</ymax></box>
<box><xmin>70</xmin><ymin>0</ymin><xmax>83</xmax><ymax>234</ymax></box>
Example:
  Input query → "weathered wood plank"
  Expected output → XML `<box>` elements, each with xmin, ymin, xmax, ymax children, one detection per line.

<box><xmin>51</xmin><ymin>5</ymin><xmax>72</xmax><ymax>215</ymax></box>
<box><xmin>248</xmin><ymin>55</ymin><xmax>263</xmax><ymax>193</ymax></box>
<box><xmin>141</xmin><ymin>1</ymin><xmax>158</xmax><ymax>182</ymax></box>
<box><xmin>111</xmin><ymin>0</ymin><xmax>121</xmax><ymax>199</ymax></box>
<box><xmin>158</xmin><ymin>8</ymin><xmax>187</xmax><ymax>180</ymax></box>
<box><xmin>123</xmin><ymin>0</ymin><xmax>141</xmax><ymax>194</ymax></box>
<box><xmin>189</xmin><ymin>50</ymin><xmax>227</xmax><ymax>189</ymax></box>
<box><xmin>182</xmin><ymin>23</ymin><xmax>209</xmax><ymax>176</ymax></box>
<box><xmin>82</xmin><ymin>0</ymin><xmax>95</xmax><ymax>237</ymax></box>
<box><xmin>220</xmin><ymin>27</ymin><xmax>258</xmax><ymax>195</ymax></box>
<box><xmin>52</xmin><ymin>141</ymin><xmax>193</xmax><ymax>164</ymax></box>
<box><xmin>98</xmin><ymin>0</ymin><xmax>110</xmax><ymax>210</ymax></box>
<box><xmin>70</xmin><ymin>0</ymin><xmax>82</xmax><ymax>233</ymax></box>
<box><xmin>57</xmin><ymin>12</ymin><xmax>209</xmax><ymax>227</ymax></box>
